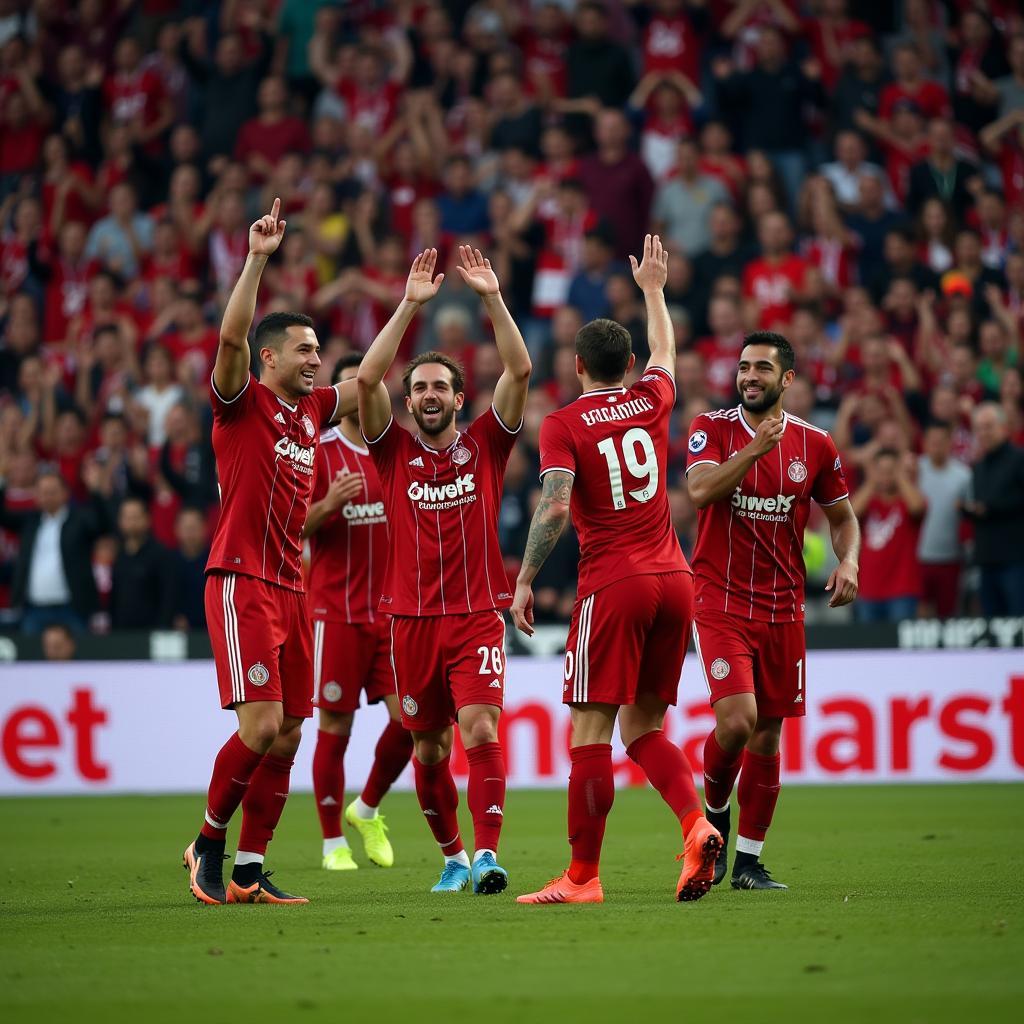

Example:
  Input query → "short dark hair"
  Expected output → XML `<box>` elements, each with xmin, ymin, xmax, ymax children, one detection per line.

<box><xmin>742</xmin><ymin>331</ymin><xmax>795</xmax><ymax>373</ymax></box>
<box><xmin>575</xmin><ymin>318</ymin><xmax>632</xmax><ymax>382</ymax></box>
<box><xmin>402</xmin><ymin>351</ymin><xmax>465</xmax><ymax>396</ymax></box>
<box><xmin>253</xmin><ymin>312</ymin><xmax>315</xmax><ymax>354</ymax></box>
<box><xmin>331</xmin><ymin>352</ymin><xmax>363</xmax><ymax>385</ymax></box>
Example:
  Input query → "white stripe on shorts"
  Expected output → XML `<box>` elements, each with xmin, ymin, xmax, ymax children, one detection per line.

<box><xmin>691</xmin><ymin>621</ymin><xmax>712</xmax><ymax>697</ymax></box>
<box><xmin>574</xmin><ymin>594</ymin><xmax>594</xmax><ymax>703</ymax></box>
<box><xmin>222</xmin><ymin>575</ymin><xmax>243</xmax><ymax>703</ymax></box>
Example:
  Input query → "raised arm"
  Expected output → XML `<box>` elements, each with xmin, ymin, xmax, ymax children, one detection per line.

<box><xmin>356</xmin><ymin>248</ymin><xmax>444</xmax><ymax>441</ymax></box>
<box><xmin>510</xmin><ymin>470</ymin><xmax>573</xmax><ymax>636</ymax></box>
<box><xmin>213</xmin><ymin>197</ymin><xmax>286</xmax><ymax>400</ymax></box>
<box><xmin>455</xmin><ymin>245</ymin><xmax>531</xmax><ymax>428</ymax></box>
<box><xmin>630</xmin><ymin>233</ymin><xmax>673</xmax><ymax>376</ymax></box>
<box><xmin>822</xmin><ymin>498</ymin><xmax>860</xmax><ymax>607</ymax></box>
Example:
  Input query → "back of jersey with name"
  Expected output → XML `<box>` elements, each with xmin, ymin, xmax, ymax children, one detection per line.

<box><xmin>538</xmin><ymin>365</ymin><xmax>689</xmax><ymax>599</ymax></box>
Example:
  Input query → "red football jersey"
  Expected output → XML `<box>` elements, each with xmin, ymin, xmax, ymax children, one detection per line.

<box><xmin>539</xmin><ymin>365</ymin><xmax>689</xmax><ymax>600</ymax></box>
<box><xmin>367</xmin><ymin>407</ymin><xmax>519</xmax><ymax>617</ymax></box>
<box><xmin>742</xmin><ymin>255</ymin><xmax>808</xmax><ymax>329</ymax></box>
<box><xmin>686</xmin><ymin>406</ymin><xmax>849</xmax><ymax>622</ymax></box>
<box><xmin>206</xmin><ymin>373</ymin><xmax>340</xmax><ymax>591</ymax></box>
<box><xmin>857</xmin><ymin>496</ymin><xmax>923</xmax><ymax>601</ymax></box>
<box><xmin>307</xmin><ymin>428</ymin><xmax>388</xmax><ymax>624</ymax></box>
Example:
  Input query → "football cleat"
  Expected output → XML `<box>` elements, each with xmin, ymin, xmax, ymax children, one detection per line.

<box><xmin>676</xmin><ymin>817</ymin><xmax>724</xmax><ymax>902</ymax></box>
<box><xmin>182</xmin><ymin>840</ymin><xmax>227</xmax><ymax>905</ymax></box>
<box><xmin>226</xmin><ymin>870</ymin><xmax>309</xmax><ymax>904</ymax></box>
<box><xmin>517</xmin><ymin>872</ymin><xmax>604</xmax><ymax>905</ymax></box>
<box><xmin>431</xmin><ymin>861</ymin><xmax>470</xmax><ymax>892</ymax></box>
<box><xmin>344</xmin><ymin>801</ymin><xmax>394</xmax><ymax>867</ymax></box>
<box><xmin>471</xmin><ymin>852</ymin><xmax>508</xmax><ymax>895</ymax></box>
<box><xmin>322</xmin><ymin>845</ymin><xmax>358</xmax><ymax>871</ymax></box>
<box><xmin>731</xmin><ymin>862</ymin><xmax>788</xmax><ymax>890</ymax></box>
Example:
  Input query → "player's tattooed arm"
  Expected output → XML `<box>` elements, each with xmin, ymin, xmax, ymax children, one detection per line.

<box><xmin>822</xmin><ymin>498</ymin><xmax>860</xmax><ymax>608</ymax></box>
<box><xmin>512</xmin><ymin>471</ymin><xmax>573</xmax><ymax>636</ymax></box>
<box><xmin>215</xmin><ymin>198</ymin><xmax>285</xmax><ymax>401</ymax></box>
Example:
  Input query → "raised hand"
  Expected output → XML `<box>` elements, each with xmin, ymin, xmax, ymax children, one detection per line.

<box><xmin>405</xmin><ymin>248</ymin><xmax>445</xmax><ymax>305</ymax></box>
<box><xmin>747</xmin><ymin>415</ymin><xmax>785</xmax><ymax>458</ymax></box>
<box><xmin>629</xmin><ymin>233</ymin><xmax>669</xmax><ymax>294</ymax></box>
<box><xmin>455</xmin><ymin>244</ymin><xmax>500</xmax><ymax>296</ymax></box>
<box><xmin>249</xmin><ymin>197</ymin><xmax>286</xmax><ymax>258</ymax></box>
<box><xmin>323</xmin><ymin>469</ymin><xmax>365</xmax><ymax>511</ymax></box>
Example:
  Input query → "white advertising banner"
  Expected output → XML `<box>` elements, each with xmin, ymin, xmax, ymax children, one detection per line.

<box><xmin>1</xmin><ymin>650</ymin><xmax>1022</xmax><ymax>795</ymax></box>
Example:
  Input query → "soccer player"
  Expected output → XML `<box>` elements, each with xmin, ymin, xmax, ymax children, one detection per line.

<box><xmin>356</xmin><ymin>246</ymin><xmax>531</xmax><ymax>895</ymax></box>
<box><xmin>686</xmin><ymin>330</ymin><xmax>860</xmax><ymax>890</ymax></box>
<box><xmin>182</xmin><ymin>199</ymin><xmax>359</xmax><ymax>906</ymax></box>
<box><xmin>512</xmin><ymin>234</ymin><xmax>722</xmax><ymax>906</ymax></box>
<box><xmin>306</xmin><ymin>354</ymin><xmax>414</xmax><ymax>871</ymax></box>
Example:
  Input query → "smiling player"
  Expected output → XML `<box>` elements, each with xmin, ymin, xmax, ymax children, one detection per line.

<box><xmin>356</xmin><ymin>246</ymin><xmax>531</xmax><ymax>894</ymax></box>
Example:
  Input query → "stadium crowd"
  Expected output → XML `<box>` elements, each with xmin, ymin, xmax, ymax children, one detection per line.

<box><xmin>1</xmin><ymin>0</ymin><xmax>1024</xmax><ymax>638</ymax></box>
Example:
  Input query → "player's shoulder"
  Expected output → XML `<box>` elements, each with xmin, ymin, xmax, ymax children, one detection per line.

<box><xmin>692</xmin><ymin>405</ymin><xmax>741</xmax><ymax>433</ymax></box>
<box><xmin>786</xmin><ymin>413</ymin><xmax>835</xmax><ymax>449</ymax></box>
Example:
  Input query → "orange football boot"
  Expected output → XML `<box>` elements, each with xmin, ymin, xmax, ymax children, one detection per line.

<box><xmin>226</xmin><ymin>870</ymin><xmax>309</xmax><ymax>905</ymax></box>
<box><xmin>182</xmin><ymin>841</ymin><xmax>226</xmax><ymax>905</ymax></box>
<box><xmin>517</xmin><ymin>872</ymin><xmax>604</xmax><ymax>905</ymax></box>
<box><xmin>676</xmin><ymin>816</ymin><xmax>723</xmax><ymax>902</ymax></box>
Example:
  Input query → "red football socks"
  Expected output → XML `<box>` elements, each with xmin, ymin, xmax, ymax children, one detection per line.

<box><xmin>702</xmin><ymin>730</ymin><xmax>744</xmax><ymax>811</ymax></box>
<box><xmin>566</xmin><ymin>743</ymin><xmax>614</xmax><ymax>884</ymax></box>
<box><xmin>413</xmin><ymin>753</ymin><xmax>464</xmax><ymax>856</ymax></box>
<box><xmin>466</xmin><ymin>741</ymin><xmax>506</xmax><ymax>853</ymax></box>
<box><xmin>200</xmin><ymin>732</ymin><xmax>265</xmax><ymax>841</ymax></box>
<box><xmin>312</xmin><ymin>730</ymin><xmax>349</xmax><ymax>839</ymax></box>
<box><xmin>238</xmin><ymin>753</ymin><xmax>294</xmax><ymax>856</ymax></box>
<box><xmin>737</xmin><ymin>749</ymin><xmax>782</xmax><ymax>843</ymax></box>
<box><xmin>626</xmin><ymin>730</ymin><xmax>701</xmax><ymax>835</ymax></box>
<box><xmin>361</xmin><ymin>720</ymin><xmax>414</xmax><ymax>809</ymax></box>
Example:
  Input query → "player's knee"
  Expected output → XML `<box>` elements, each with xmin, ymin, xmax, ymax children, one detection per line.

<box><xmin>461</xmin><ymin>715</ymin><xmax>498</xmax><ymax>749</ymax></box>
<box><xmin>719</xmin><ymin>711</ymin><xmax>756</xmax><ymax>748</ymax></box>
<box><xmin>275</xmin><ymin>725</ymin><xmax>303</xmax><ymax>760</ymax></box>
<box><xmin>414</xmin><ymin>738</ymin><xmax>448</xmax><ymax>765</ymax></box>
<box><xmin>239</xmin><ymin>712</ymin><xmax>283</xmax><ymax>753</ymax></box>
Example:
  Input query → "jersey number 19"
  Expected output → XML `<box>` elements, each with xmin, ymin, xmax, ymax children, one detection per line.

<box><xmin>596</xmin><ymin>428</ymin><xmax>658</xmax><ymax>510</ymax></box>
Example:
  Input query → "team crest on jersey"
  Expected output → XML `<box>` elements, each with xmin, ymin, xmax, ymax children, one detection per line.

<box><xmin>301</xmin><ymin>414</ymin><xmax>315</xmax><ymax>439</ymax></box>
<box><xmin>834</xmin><ymin>456</ymin><xmax>842</xmax><ymax>471</ymax></box>
<box><xmin>788</xmin><ymin>460</ymin><xmax>808</xmax><ymax>483</ymax></box>
<box><xmin>402</xmin><ymin>695</ymin><xmax>418</xmax><ymax>716</ymax></box>
<box><xmin>688</xmin><ymin>430</ymin><xmax>708</xmax><ymax>453</ymax></box>
<box><xmin>710</xmin><ymin>658</ymin><xmax>730</xmax><ymax>680</ymax></box>
<box><xmin>247</xmin><ymin>662</ymin><xmax>270</xmax><ymax>686</ymax></box>
<box><xmin>451</xmin><ymin>445</ymin><xmax>471</xmax><ymax>466</ymax></box>
<box><xmin>322</xmin><ymin>681</ymin><xmax>342</xmax><ymax>703</ymax></box>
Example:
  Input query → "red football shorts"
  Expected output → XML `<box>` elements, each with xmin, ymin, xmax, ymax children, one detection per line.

<box><xmin>563</xmin><ymin>570</ymin><xmax>694</xmax><ymax>707</ymax></box>
<box><xmin>205</xmin><ymin>572</ymin><xmax>314</xmax><ymax>719</ymax></box>
<box><xmin>692</xmin><ymin>610</ymin><xmax>807</xmax><ymax>718</ymax></box>
<box><xmin>312</xmin><ymin>617</ymin><xmax>394</xmax><ymax>713</ymax></box>
<box><xmin>390</xmin><ymin>610</ymin><xmax>507</xmax><ymax>732</ymax></box>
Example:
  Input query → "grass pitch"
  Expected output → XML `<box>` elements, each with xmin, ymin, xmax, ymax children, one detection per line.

<box><xmin>2</xmin><ymin>785</ymin><xmax>1022</xmax><ymax>1023</ymax></box>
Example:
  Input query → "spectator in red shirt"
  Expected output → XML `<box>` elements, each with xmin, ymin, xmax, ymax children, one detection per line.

<box><xmin>103</xmin><ymin>36</ymin><xmax>172</xmax><ymax>157</ymax></box>
<box><xmin>233</xmin><ymin>75</ymin><xmax>311</xmax><ymax>183</ymax></box>
<box><xmin>804</xmin><ymin>0</ymin><xmax>871</xmax><ymax>91</ymax></box>
<box><xmin>312</xmin><ymin>43</ymin><xmax>402</xmax><ymax>137</ymax></box>
<box><xmin>578</xmin><ymin>107</ymin><xmax>654</xmax><ymax>258</ymax></box>
<box><xmin>851</xmin><ymin>447</ymin><xmax>927</xmax><ymax>622</ymax></box>
<box><xmin>694</xmin><ymin>294</ymin><xmax>745</xmax><ymax>402</ymax></box>
<box><xmin>517</xmin><ymin>1</ymin><xmax>569</xmax><ymax>100</ymax></box>
<box><xmin>879</xmin><ymin>43</ymin><xmax>952</xmax><ymax>122</ymax></box>
<box><xmin>742</xmin><ymin>210</ymin><xmax>810</xmax><ymax>329</ymax></box>
<box><xmin>979</xmin><ymin>107</ymin><xmax>1024</xmax><ymax>210</ymax></box>
<box><xmin>640</xmin><ymin>0</ymin><xmax>706</xmax><ymax>82</ymax></box>
<box><xmin>41</xmin><ymin>220</ymin><xmax>92</xmax><ymax>345</ymax></box>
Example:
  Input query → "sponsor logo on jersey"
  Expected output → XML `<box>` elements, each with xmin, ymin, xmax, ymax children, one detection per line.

<box><xmin>342</xmin><ymin>500</ymin><xmax>386</xmax><ymax>523</ymax></box>
<box><xmin>793</xmin><ymin>693</ymin><xmax>803</xmax><ymax>703</ymax></box>
<box><xmin>274</xmin><ymin>435</ymin><xmax>316</xmax><ymax>471</ymax></box>
<box><xmin>834</xmin><ymin>456</ymin><xmax>842</xmax><ymax>471</ymax></box>
<box><xmin>451</xmin><ymin>445</ymin><xmax>471</xmax><ymax>466</ymax></box>
<box><xmin>731</xmin><ymin>490</ymin><xmax>795</xmax><ymax>521</ymax></box>
<box><xmin>579</xmin><ymin>395</ymin><xmax>655</xmax><ymax>426</ymax></box>
<box><xmin>274</xmin><ymin>412</ymin><xmax>286</xmax><ymax>425</ymax></box>
<box><xmin>486</xmin><ymin>805</ymin><xmax>504</xmax><ymax>815</ymax></box>
<box><xmin>607</xmin><ymin>395</ymin><xmax>618</xmax><ymax>402</ymax></box>
<box><xmin>409</xmin><ymin>456</ymin><xmax>425</xmax><ymax>468</ymax></box>
<box><xmin>497</xmin><ymin>592</ymin><xmax>512</xmax><ymax>600</ymax></box>
<box><xmin>689</xmin><ymin>430</ymin><xmax>708</xmax><ymax>453</ymax></box>
<box><xmin>301</xmin><ymin>414</ymin><xmax>315</xmax><ymax>439</ymax></box>
<box><xmin>402</xmin><ymin>695</ymin><xmax>418</xmax><ymax>716</ymax></box>
<box><xmin>247</xmin><ymin>662</ymin><xmax>270</xmax><ymax>686</ymax></box>
<box><xmin>322</xmin><ymin>681</ymin><xmax>342</xmax><ymax>703</ymax></box>
<box><xmin>407</xmin><ymin>474</ymin><xmax>477</xmax><ymax>510</ymax></box>
<box><xmin>788</xmin><ymin>459</ymin><xmax>808</xmax><ymax>483</ymax></box>
<box><xmin>488</xmin><ymin>679</ymin><xmax>502</xmax><ymax>688</ymax></box>
<box><xmin>710</xmin><ymin>658</ymin><xmax>730</xmax><ymax>680</ymax></box>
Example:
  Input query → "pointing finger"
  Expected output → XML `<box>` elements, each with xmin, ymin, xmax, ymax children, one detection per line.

<box><xmin>270</xmin><ymin>197</ymin><xmax>280</xmax><ymax>221</ymax></box>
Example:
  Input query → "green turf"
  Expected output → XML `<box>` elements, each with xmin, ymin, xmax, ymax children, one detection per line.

<box><xmin>1</xmin><ymin>785</ymin><xmax>1022</xmax><ymax>1023</ymax></box>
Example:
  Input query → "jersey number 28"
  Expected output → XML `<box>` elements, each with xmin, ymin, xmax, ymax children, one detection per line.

<box><xmin>596</xmin><ymin>428</ymin><xmax>658</xmax><ymax>509</ymax></box>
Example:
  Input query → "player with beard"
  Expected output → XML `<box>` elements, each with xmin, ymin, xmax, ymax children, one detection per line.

<box><xmin>685</xmin><ymin>331</ymin><xmax>860</xmax><ymax>890</ymax></box>
<box><xmin>356</xmin><ymin>246</ymin><xmax>531</xmax><ymax>894</ymax></box>
<box><xmin>183</xmin><ymin>199</ymin><xmax>360</xmax><ymax>905</ymax></box>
